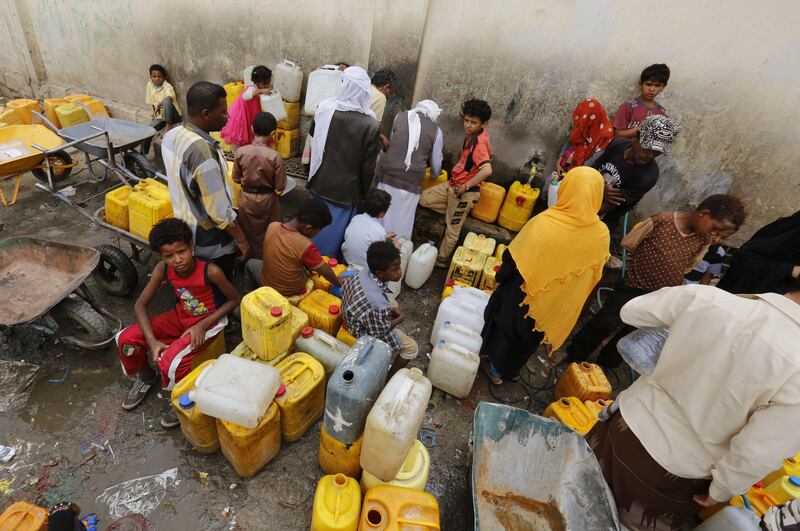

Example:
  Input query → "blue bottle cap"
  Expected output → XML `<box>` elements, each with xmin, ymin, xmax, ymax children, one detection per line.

<box><xmin>443</xmin><ymin>320</ymin><xmax>451</xmax><ymax>327</ymax></box>
<box><xmin>438</xmin><ymin>339</ymin><xmax>446</xmax><ymax>347</ymax></box>
<box><xmin>179</xmin><ymin>393</ymin><xmax>194</xmax><ymax>409</ymax></box>
<box><xmin>790</xmin><ymin>475</ymin><xmax>800</xmax><ymax>487</ymax></box>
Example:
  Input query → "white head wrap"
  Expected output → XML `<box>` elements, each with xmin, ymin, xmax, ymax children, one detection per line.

<box><xmin>404</xmin><ymin>100</ymin><xmax>442</xmax><ymax>171</ymax></box>
<box><xmin>309</xmin><ymin>66</ymin><xmax>375</xmax><ymax>178</ymax></box>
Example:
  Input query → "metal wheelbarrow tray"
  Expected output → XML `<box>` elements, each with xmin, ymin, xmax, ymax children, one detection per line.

<box><xmin>57</xmin><ymin>118</ymin><xmax>156</xmax><ymax>159</ymax></box>
<box><xmin>471</xmin><ymin>402</ymin><xmax>620</xmax><ymax>530</ymax></box>
<box><xmin>0</xmin><ymin>237</ymin><xmax>121</xmax><ymax>348</ymax></box>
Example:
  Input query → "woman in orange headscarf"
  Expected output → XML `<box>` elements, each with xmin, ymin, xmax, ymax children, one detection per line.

<box><xmin>555</xmin><ymin>98</ymin><xmax>614</xmax><ymax>174</ymax></box>
<box><xmin>481</xmin><ymin>166</ymin><xmax>610</xmax><ymax>384</ymax></box>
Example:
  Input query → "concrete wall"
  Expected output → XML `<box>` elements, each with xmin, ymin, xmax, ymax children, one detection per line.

<box><xmin>2</xmin><ymin>0</ymin><xmax>799</xmax><ymax>241</ymax></box>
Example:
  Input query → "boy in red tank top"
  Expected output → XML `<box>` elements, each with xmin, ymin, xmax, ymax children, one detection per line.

<box><xmin>116</xmin><ymin>218</ymin><xmax>241</xmax><ymax>428</ymax></box>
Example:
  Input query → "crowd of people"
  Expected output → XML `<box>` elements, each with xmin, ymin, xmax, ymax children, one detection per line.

<box><xmin>125</xmin><ymin>61</ymin><xmax>800</xmax><ymax>530</ymax></box>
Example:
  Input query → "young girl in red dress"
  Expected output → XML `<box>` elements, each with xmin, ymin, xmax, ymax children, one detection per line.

<box><xmin>221</xmin><ymin>65</ymin><xmax>272</xmax><ymax>151</ymax></box>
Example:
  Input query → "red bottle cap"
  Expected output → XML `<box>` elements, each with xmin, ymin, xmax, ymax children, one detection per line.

<box><xmin>494</xmin><ymin>265</ymin><xmax>501</xmax><ymax>272</ymax></box>
<box><xmin>301</xmin><ymin>326</ymin><xmax>314</xmax><ymax>338</ymax></box>
<box><xmin>270</xmin><ymin>306</ymin><xmax>283</xmax><ymax>317</ymax></box>
<box><xmin>276</xmin><ymin>383</ymin><xmax>286</xmax><ymax>396</ymax></box>
<box><xmin>328</xmin><ymin>258</ymin><xmax>338</xmax><ymax>267</ymax></box>
<box><xmin>445</xmin><ymin>278</ymin><xmax>455</xmax><ymax>287</ymax></box>
<box><xmin>328</xmin><ymin>305</ymin><xmax>340</xmax><ymax>315</ymax></box>
<box><xmin>298</xmin><ymin>287</ymin><xmax>307</xmax><ymax>295</ymax></box>
<box><xmin>754</xmin><ymin>481</ymin><xmax>764</xmax><ymax>488</ymax></box>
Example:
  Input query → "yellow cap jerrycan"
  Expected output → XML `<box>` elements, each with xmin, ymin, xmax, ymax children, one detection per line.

<box><xmin>497</xmin><ymin>181</ymin><xmax>540</xmax><ymax>231</ymax></box>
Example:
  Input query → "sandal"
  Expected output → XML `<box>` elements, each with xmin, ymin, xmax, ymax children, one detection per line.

<box><xmin>480</xmin><ymin>359</ymin><xmax>503</xmax><ymax>385</ymax></box>
<box><xmin>121</xmin><ymin>375</ymin><xmax>158</xmax><ymax>411</ymax></box>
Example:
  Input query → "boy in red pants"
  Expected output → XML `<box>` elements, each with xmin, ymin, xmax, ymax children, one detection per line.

<box><xmin>116</xmin><ymin>218</ymin><xmax>240</xmax><ymax>428</ymax></box>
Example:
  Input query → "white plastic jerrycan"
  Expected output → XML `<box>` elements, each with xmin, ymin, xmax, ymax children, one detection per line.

<box><xmin>361</xmin><ymin>368</ymin><xmax>432</xmax><ymax>482</ymax></box>
<box><xmin>436</xmin><ymin>320</ymin><xmax>483</xmax><ymax>355</ymax></box>
<box><xmin>273</xmin><ymin>59</ymin><xmax>303</xmax><ymax>102</ymax></box>
<box><xmin>431</xmin><ymin>296</ymin><xmax>484</xmax><ymax>346</ymax></box>
<box><xmin>242</xmin><ymin>65</ymin><xmax>256</xmax><ymax>86</ymax></box>
<box><xmin>427</xmin><ymin>339</ymin><xmax>480</xmax><ymax>399</ymax></box>
<box><xmin>189</xmin><ymin>354</ymin><xmax>281</xmax><ymax>429</ymax></box>
<box><xmin>304</xmin><ymin>65</ymin><xmax>343</xmax><ymax>116</ymax></box>
<box><xmin>404</xmin><ymin>242</ymin><xmax>438</xmax><ymax>289</ymax></box>
<box><xmin>259</xmin><ymin>89</ymin><xmax>287</xmax><ymax>122</ymax></box>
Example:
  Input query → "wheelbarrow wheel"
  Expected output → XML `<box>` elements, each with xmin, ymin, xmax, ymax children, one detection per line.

<box><xmin>123</xmin><ymin>151</ymin><xmax>156</xmax><ymax>180</ymax></box>
<box><xmin>93</xmin><ymin>244</ymin><xmax>139</xmax><ymax>296</ymax></box>
<box><xmin>31</xmin><ymin>151</ymin><xmax>74</xmax><ymax>183</ymax></box>
<box><xmin>51</xmin><ymin>297</ymin><xmax>112</xmax><ymax>349</ymax></box>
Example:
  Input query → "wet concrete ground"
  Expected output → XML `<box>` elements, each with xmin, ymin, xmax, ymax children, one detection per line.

<box><xmin>0</xmin><ymin>157</ymin><xmax>630</xmax><ymax>530</ymax></box>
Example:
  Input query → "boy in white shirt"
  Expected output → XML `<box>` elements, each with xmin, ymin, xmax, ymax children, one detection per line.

<box><xmin>342</xmin><ymin>189</ymin><xmax>395</xmax><ymax>268</ymax></box>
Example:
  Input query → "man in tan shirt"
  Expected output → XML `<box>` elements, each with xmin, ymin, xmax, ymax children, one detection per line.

<box><xmin>587</xmin><ymin>282</ymin><xmax>800</xmax><ymax>530</ymax></box>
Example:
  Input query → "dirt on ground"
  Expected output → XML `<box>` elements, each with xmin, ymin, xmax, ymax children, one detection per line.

<box><xmin>0</xmin><ymin>155</ymin><xmax>631</xmax><ymax>530</ymax></box>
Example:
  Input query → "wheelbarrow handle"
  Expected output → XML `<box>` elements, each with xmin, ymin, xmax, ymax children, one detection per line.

<box><xmin>34</xmin><ymin>183</ymin><xmax>98</xmax><ymax>224</ymax></box>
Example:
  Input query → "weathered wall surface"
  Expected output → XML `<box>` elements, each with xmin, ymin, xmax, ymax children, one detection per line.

<box><xmin>412</xmin><ymin>0</ymin><xmax>800</xmax><ymax>241</ymax></box>
<box><xmin>2</xmin><ymin>0</ymin><xmax>799</xmax><ymax>240</ymax></box>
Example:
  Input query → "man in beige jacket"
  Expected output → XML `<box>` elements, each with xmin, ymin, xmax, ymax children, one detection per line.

<box><xmin>587</xmin><ymin>281</ymin><xmax>800</xmax><ymax>530</ymax></box>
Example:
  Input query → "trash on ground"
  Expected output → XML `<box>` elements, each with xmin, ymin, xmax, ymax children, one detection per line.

<box><xmin>95</xmin><ymin>467</ymin><xmax>178</xmax><ymax>518</ymax></box>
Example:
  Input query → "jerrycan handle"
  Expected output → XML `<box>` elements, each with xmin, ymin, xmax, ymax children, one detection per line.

<box><xmin>390</xmin><ymin>378</ymin><xmax>416</xmax><ymax>418</ymax></box>
<box><xmin>321</xmin><ymin>64</ymin><xmax>341</xmax><ymax>71</ymax></box>
<box><xmin>281</xmin><ymin>59</ymin><xmax>298</xmax><ymax>68</ymax></box>
<box><xmin>355</xmin><ymin>338</ymin><xmax>374</xmax><ymax>365</ymax></box>
<box><xmin>319</xmin><ymin>335</ymin><xmax>336</xmax><ymax>348</ymax></box>
<box><xmin>193</xmin><ymin>363</ymin><xmax>214</xmax><ymax>388</ymax></box>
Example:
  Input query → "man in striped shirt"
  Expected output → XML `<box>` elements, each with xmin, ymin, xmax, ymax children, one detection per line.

<box><xmin>161</xmin><ymin>81</ymin><xmax>249</xmax><ymax>279</ymax></box>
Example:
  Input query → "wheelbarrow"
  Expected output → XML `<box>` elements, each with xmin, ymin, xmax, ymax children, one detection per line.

<box><xmin>0</xmin><ymin>237</ymin><xmax>122</xmax><ymax>349</ymax></box>
<box><xmin>34</xmin><ymin>103</ymin><xmax>161</xmax><ymax>187</ymax></box>
<box><xmin>471</xmin><ymin>402</ymin><xmax>620</xmax><ymax>530</ymax></box>
<box><xmin>0</xmin><ymin>124</ymin><xmax>78</xmax><ymax>206</ymax></box>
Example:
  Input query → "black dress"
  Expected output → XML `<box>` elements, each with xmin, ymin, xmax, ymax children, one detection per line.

<box><xmin>717</xmin><ymin>211</ymin><xmax>800</xmax><ymax>294</ymax></box>
<box><xmin>480</xmin><ymin>251</ymin><xmax>545</xmax><ymax>378</ymax></box>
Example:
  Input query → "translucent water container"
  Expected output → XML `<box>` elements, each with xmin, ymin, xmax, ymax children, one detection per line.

<box><xmin>361</xmin><ymin>368</ymin><xmax>432</xmax><ymax>481</ymax></box>
<box><xmin>694</xmin><ymin>506</ymin><xmax>760</xmax><ymax>531</ymax></box>
<box><xmin>544</xmin><ymin>397</ymin><xmax>596</xmax><ymax>436</ymax></box>
<box><xmin>421</xmin><ymin>167</ymin><xmax>448</xmax><ymax>191</ymax></box>
<box><xmin>6</xmin><ymin>99</ymin><xmax>41</xmax><ymax>125</ymax></box>
<box><xmin>498</xmin><ymin>181</ymin><xmax>540</xmax><ymax>232</ymax></box>
<box><xmin>260</xmin><ymin>89</ymin><xmax>288</xmax><ymax>122</ymax></box>
<box><xmin>479</xmin><ymin>257</ymin><xmax>501</xmax><ymax>291</ymax></box>
<box><xmin>361</xmin><ymin>439</ymin><xmax>430</xmax><ymax>493</ymax></box>
<box><xmin>463</xmin><ymin>232</ymin><xmax>496</xmax><ymax>257</ymax></box>
<box><xmin>104</xmin><ymin>185</ymin><xmax>133</xmax><ymax>231</ymax></box>
<box><xmin>217</xmin><ymin>402</ymin><xmax>281</xmax><ymax>478</ymax></box>
<box><xmin>44</xmin><ymin>97</ymin><xmax>68</xmax><ymax>127</ymax></box>
<box><xmin>359</xmin><ymin>486</ymin><xmax>441</xmax><ymax>530</ymax></box>
<box><xmin>311</xmin><ymin>473</ymin><xmax>361</xmax><ymax>531</ymax></box>
<box><xmin>289</xmin><ymin>305</ymin><xmax>309</xmax><ymax>342</ymax></box>
<box><xmin>336</xmin><ymin>324</ymin><xmax>357</xmax><ymax>347</ymax></box>
<box><xmin>278</xmin><ymin>100</ymin><xmax>301</xmax><ymax>130</ymax></box>
<box><xmin>224</xmin><ymin>81</ymin><xmax>244</xmax><ymax>107</ymax></box>
<box><xmin>128</xmin><ymin>178</ymin><xmax>173</xmax><ymax>240</ymax></box>
<box><xmin>765</xmin><ymin>475</ymin><xmax>800</xmax><ymax>504</ymax></box>
<box><xmin>763</xmin><ymin>453</ymin><xmax>800</xmax><ymax>486</ymax></box>
<box><xmin>555</xmin><ymin>362</ymin><xmax>612</xmax><ymax>402</ymax></box>
<box><xmin>427</xmin><ymin>339</ymin><xmax>480</xmax><ymax>399</ymax></box>
<box><xmin>548</xmin><ymin>175</ymin><xmax>561</xmax><ymax>207</ymax></box>
<box><xmin>190</xmin><ymin>354</ymin><xmax>281</xmax><ymax>429</ymax></box>
<box><xmin>189</xmin><ymin>331</ymin><xmax>227</xmax><ymax>369</ymax></box>
<box><xmin>295</xmin><ymin>326</ymin><xmax>350</xmax><ymax>376</ymax></box>
<box><xmin>241</xmin><ymin>286</ymin><xmax>293</xmax><ymax>361</ymax></box>
<box><xmin>242</xmin><ymin>65</ymin><xmax>256</xmax><ymax>87</ymax></box>
<box><xmin>471</xmin><ymin>182</ymin><xmax>506</xmax><ymax>224</ymax></box>
<box><xmin>171</xmin><ymin>359</ymin><xmax>220</xmax><ymax>454</ymax></box>
<box><xmin>325</xmin><ymin>337</ymin><xmax>392</xmax><ymax>445</ymax></box>
<box><xmin>319</xmin><ymin>423</ymin><xmax>363</xmax><ymax>478</ymax></box>
<box><xmin>273</xmin><ymin>59</ymin><xmax>303</xmax><ymax>103</ymax></box>
<box><xmin>274</xmin><ymin>352</ymin><xmax>326</xmax><ymax>441</ymax></box>
<box><xmin>404</xmin><ymin>242</ymin><xmax>438</xmax><ymax>289</ymax></box>
<box><xmin>447</xmin><ymin>246</ymin><xmax>487</xmax><ymax>287</ymax></box>
<box><xmin>305</xmin><ymin>65</ymin><xmax>343</xmax><ymax>116</ymax></box>
<box><xmin>275</xmin><ymin>127</ymin><xmax>299</xmax><ymax>158</ymax></box>
<box><xmin>494</xmin><ymin>243</ymin><xmax>507</xmax><ymax>260</ymax></box>
<box><xmin>584</xmin><ymin>399</ymin><xmax>613</xmax><ymax>419</ymax></box>
<box><xmin>450</xmin><ymin>285</ymin><xmax>491</xmax><ymax>307</ymax></box>
<box><xmin>55</xmin><ymin>102</ymin><xmax>89</xmax><ymax>127</ymax></box>
<box><xmin>0</xmin><ymin>501</ymin><xmax>47</xmax><ymax>530</ymax></box>
<box><xmin>435</xmin><ymin>320</ymin><xmax>482</xmax><ymax>357</ymax></box>
<box><xmin>299</xmin><ymin>289</ymin><xmax>343</xmax><ymax>336</ymax></box>
<box><xmin>314</xmin><ymin>257</ymin><xmax>347</xmax><ymax>292</ymax></box>
<box><xmin>430</xmin><ymin>296</ymin><xmax>484</xmax><ymax>346</ymax></box>
<box><xmin>387</xmin><ymin>238</ymin><xmax>413</xmax><ymax>303</ymax></box>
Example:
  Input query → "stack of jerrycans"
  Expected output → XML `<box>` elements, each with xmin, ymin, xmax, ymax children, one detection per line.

<box><xmin>545</xmin><ymin>362</ymin><xmax>613</xmax><ymax>435</ymax></box>
<box><xmin>318</xmin><ymin>336</ymin><xmax>391</xmax><ymax>478</ymax></box>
